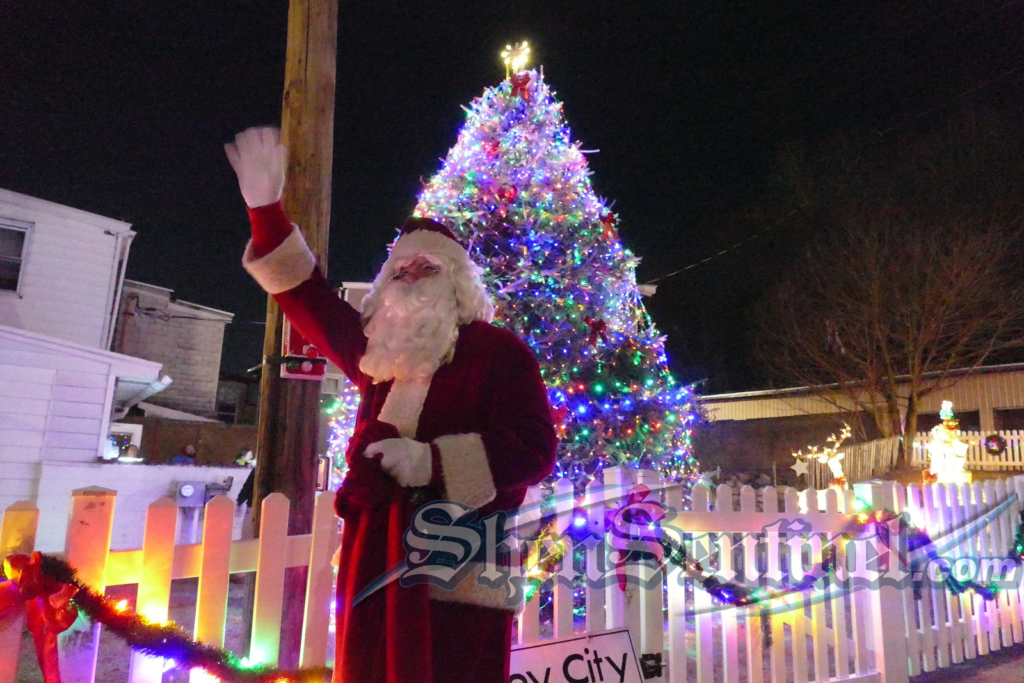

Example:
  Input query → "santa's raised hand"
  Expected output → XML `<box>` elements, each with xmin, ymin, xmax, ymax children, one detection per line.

<box><xmin>224</xmin><ymin>126</ymin><xmax>288</xmax><ymax>208</ymax></box>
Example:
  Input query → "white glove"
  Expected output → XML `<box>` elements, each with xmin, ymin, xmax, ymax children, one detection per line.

<box><xmin>224</xmin><ymin>126</ymin><xmax>288</xmax><ymax>208</ymax></box>
<box><xmin>365</xmin><ymin>438</ymin><xmax>432</xmax><ymax>488</ymax></box>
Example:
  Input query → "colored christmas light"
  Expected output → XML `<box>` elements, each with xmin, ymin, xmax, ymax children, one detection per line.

<box><xmin>324</xmin><ymin>380</ymin><xmax>362</xmax><ymax>488</ymax></box>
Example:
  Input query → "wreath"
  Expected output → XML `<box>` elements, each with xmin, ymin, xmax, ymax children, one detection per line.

<box><xmin>984</xmin><ymin>433</ymin><xmax>1008</xmax><ymax>456</ymax></box>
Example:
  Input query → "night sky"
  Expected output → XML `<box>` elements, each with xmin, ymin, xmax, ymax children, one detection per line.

<box><xmin>2</xmin><ymin>2</ymin><xmax>1022</xmax><ymax>392</ymax></box>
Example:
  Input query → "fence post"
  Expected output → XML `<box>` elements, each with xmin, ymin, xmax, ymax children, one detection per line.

<box><xmin>604</xmin><ymin>467</ymin><xmax>642</xmax><ymax>642</ymax></box>
<box><xmin>552</xmin><ymin>478</ymin><xmax>575</xmax><ymax>640</ymax></box>
<box><xmin>638</xmin><ymin>469</ymin><xmax>665</xmax><ymax>677</ymax></box>
<box><xmin>516</xmin><ymin>485</ymin><xmax>544</xmax><ymax>644</ymax></box>
<box><xmin>192</xmin><ymin>495</ymin><xmax>236</xmax><ymax>670</ymax></box>
<box><xmin>130</xmin><ymin>498</ymin><xmax>178</xmax><ymax>683</ymax></box>
<box><xmin>299</xmin><ymin>491</ymin><xmax>339</xmax><ymax>668</ymax></box>
<box><xmin>856</xmin><ymin>481</ymin><xmax>910</xmax><ymax>683</ymax></box>
<box><xmin>664</xmin><ymin>483</ymin><xmax>687</xmax><ymax>683</ymax></box>
<box><xmin>691</xmin><ymin>484</ymin><xmax>714</xmax><ymax>683</ymax></box>
<box><xmin>60</xmin><ymin>487</ymin><xmax>117</xmax><ymax>683</ymax></box>
<box><xmin>714</xmin><ymin>482</ymin><xmax>738</xmax><ymax>683</ymax></box>
<box><xmin>0</xmin><ymin>501</ymin><xmax>39</xmax><ymax>683</ymax></box>
<box><xmin>250</xmin><ymin>492</ymin><xmax>290</xmax><ymax>667</ymax></box>
<box><xmin>584</xmin><ymin>475</ymin><xmax>607</xmax><ymax>637</ymax></box>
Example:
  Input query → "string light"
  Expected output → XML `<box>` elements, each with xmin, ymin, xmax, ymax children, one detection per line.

<box><xmin>324</xmin><ymin>380</ymin><xmax>362</xmax><ymax>488</ymax></box>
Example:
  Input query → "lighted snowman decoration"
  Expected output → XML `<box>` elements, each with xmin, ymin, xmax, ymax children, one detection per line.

<box><xmin>925</xmin><ymin>401</ymin><xmax>971</xmax><ymax>485</ymax></box>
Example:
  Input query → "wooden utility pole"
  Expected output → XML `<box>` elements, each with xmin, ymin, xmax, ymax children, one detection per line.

<box><xmin>252</xmin><ymin>0</ymin><xmax>337</xmax><ymax>669</ymax></box>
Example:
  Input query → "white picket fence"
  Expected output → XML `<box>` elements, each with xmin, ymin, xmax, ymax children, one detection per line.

<box><xmin>4</xmin><ymin>472</ymin><xmax>1024</xmax><ymax>683</ymax></box>
<box><xmin>913</xmin><ymin>430</ymin><xmax>1024</xmax><ymax>471</ymax></box>
<box><xmin>0</xmin><ymin>487</ymin><xmax>340</xmax><ymax>683</ymax></box>
<box><xmin>516</xmin><ymin>468</ymin><xmax>921</xmax><ymax>683</ymax></box>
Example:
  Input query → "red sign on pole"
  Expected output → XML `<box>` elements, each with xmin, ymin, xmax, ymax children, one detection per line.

<box><xmin>281</xmin><ymin>318</ymin><xmax>327</xmax><ymax>380</ymax></box>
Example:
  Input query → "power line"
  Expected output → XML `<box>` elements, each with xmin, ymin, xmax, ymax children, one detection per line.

<box><xmin>642</xmin><ymin>65</ymin><xmax>1024</xmax><ymax>285</ymax></box>
<box><xmin>643</xmin><ymin>207</ymin><xmax>802</xmax><ymax>285</ymax></box>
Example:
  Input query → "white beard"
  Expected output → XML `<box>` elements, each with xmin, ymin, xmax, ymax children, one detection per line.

<box><xmin>359</xmin><ymin>273</ymin><xmax>460</xmax><ymax>384</ymax></box>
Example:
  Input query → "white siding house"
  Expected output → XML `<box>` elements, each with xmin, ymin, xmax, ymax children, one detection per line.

<box><xmin>0</xmin><ymin>325</ymin><xmax>170</xmax><ymax>547</ymax></box>
<box><xmin>0</xmin><ymin>188</ymin><xmax>134</xmax><ymax>349</ymax></box>
<box><xmin>0</xmin><ymin>188</ymin><xmax>179</xmax><ymax>549</ymax></box>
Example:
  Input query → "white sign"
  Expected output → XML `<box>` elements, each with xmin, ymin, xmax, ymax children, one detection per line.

<box><xmin>510</xmin><ymin>629</ymin><xmax>643</xmax><ymax>683</ymax></box>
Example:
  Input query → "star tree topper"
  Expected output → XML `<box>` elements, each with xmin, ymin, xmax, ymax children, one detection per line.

<box><xmin>501</xmin><ymin>40</ymin><xmax>531</xmax><ymax>77</ymax></box>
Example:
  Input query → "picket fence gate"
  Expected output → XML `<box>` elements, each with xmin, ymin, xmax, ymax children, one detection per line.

<box><xmin>912</xmin><ymin>430</ymin><xmax>1024</xmax><ymax>471</ymax></box>
<box><xmin>3</xmin><ymin>472</ymin><xmax>1024</xmax><ymax>683</ymax></box>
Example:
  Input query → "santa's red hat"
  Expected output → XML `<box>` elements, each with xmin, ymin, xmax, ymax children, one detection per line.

<box><xmin>388</xmin><ymin>216</ymin><xmax>469</xmax><ymax>263</ymax></box>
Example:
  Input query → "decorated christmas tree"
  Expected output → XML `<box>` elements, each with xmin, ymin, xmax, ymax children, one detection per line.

<box><xmin>328</xmin><ymin>58</ymin><xmax>699</xmax><ymax>490</ymax></box>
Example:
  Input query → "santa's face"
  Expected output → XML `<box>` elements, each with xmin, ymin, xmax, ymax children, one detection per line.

<box><xmin>359</xmin><ymin>253</ymin><xmax>460</xmax><ymax>384</ymax></box>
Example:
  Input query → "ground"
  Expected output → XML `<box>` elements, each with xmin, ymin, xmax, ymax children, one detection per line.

<box><xmin>912</xmin><ymin>644</ymin><xmax>1024</xmax><ymax>682</ymax></box>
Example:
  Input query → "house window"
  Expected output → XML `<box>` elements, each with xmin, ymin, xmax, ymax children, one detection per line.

<box><xmin>216</xmin><ymin>400</ymin><xmax>239</xmax><ymax>424</ymax></box>
<box><xmin>994</xmin><ymin>408</ymin><xmax>1024</xmax><ymax>431</ymax></box>
<box><xmin>0</xmin><ymin>220</ymin><xmax>30</xmax><ymax>293</ymax></box>
<box><xmin>322</xmin><ymin>376</ymin><xmax>341</xmax><ymax>396</ymax></box>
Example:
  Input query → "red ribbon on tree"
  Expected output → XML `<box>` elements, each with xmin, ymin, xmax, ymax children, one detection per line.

<box><xmin>0</xmin><ymin>552</ymin><xmax>80</xmax><ymax>683</ymax></box>
<box><xmin>550</xmin><ymin>405</ymin><xmax>569</xmax><ymax>434</ymax></box>
<box><xmin>600</xmin><ymin>212</ymin><xmax>619</xmax><ymax>241</ymax></box>
<box><xmin>584</xmin><ymin>316</ymin><xmax>608</xmax><ymax>345</ymax></box>
<box><xmin>510</xmin><ymin>73</ymin><xmax>531</xmax><ymax>99</ymax></box>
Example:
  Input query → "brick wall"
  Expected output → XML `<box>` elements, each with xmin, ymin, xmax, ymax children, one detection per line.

<box><xmin>114</xmin><ymin>282</ymin><xmax>232</xmax><ymax>418</ymax></box>
<box><xmin>118</xmin><ymin>416</ymin><xmax>258</xmax><ymax>466</ymax></box>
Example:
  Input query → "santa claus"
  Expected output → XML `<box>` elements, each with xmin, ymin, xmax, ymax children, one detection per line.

<box><xmin>225</xmin><ymin>127</ymin><xmax>557</xmax><ymax>683</ymax></box>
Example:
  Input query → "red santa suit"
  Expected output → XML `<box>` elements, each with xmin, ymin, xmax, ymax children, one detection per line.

<box><xmin>242</xmin><ymin>203</ymin><xmax>557</xmax><ymax>683</ymax></box>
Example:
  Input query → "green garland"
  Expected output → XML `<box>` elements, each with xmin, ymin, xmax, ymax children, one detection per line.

<box><xmin>34</xmin><ymin>555</ymin><xmax>331</xmax><ymax>682</ymax></box>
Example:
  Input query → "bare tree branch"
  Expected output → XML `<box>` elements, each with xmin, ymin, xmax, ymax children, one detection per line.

<box><xmin>754</xmin><ymin>113</ymin><xmax>1024</xmax><ymax>465</ymax></box>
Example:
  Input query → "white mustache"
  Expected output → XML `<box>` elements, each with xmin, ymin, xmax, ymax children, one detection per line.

<box><xmin>359</xmin><ymin>276</ymin><xmax>459</xmax><ymax>383</ymax></box>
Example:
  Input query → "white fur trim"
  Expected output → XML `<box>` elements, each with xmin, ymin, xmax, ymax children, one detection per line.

<box><xmin>389</xmin><ymin>230</ymin><xmax>467</xmax><ymax>264</ymax></box>
<box><xmin>434</xmin><ymin>433</ymin><xmax>496</xmax><ymax>509</ymax></box>
<box><xmin>378</xmin><ymin>378</ymin><xmax>431</xmax><ymax>438</ymax></box>
<box><xmin>429</xmin><ymin>563</ymin><xmax>519</xmax><ymax>612</ymax></box>
<box><xmin>242</xmin><ymin>227</ymin><xmax>316</xmax><ymax>294</ymax></box>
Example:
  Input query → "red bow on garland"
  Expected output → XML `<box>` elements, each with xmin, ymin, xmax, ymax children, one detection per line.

<box><xmin>584</xmin><ymin>316</ymin><xmax>608</xmax><ymax>345</ymax></box>
<box><xmin>510</xmin><ymin>73</ymin><xmax>531</xmax><ymax>99</ymax></box>
<box><xmin>0</xmin><ymin>552</ymin><xmax>79</xmax><ymax>683</ymax></box>
<box><xmin>606</xmin><ymin>485</ymin><xmax>667</xmax><ymax>591</ymax></box>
